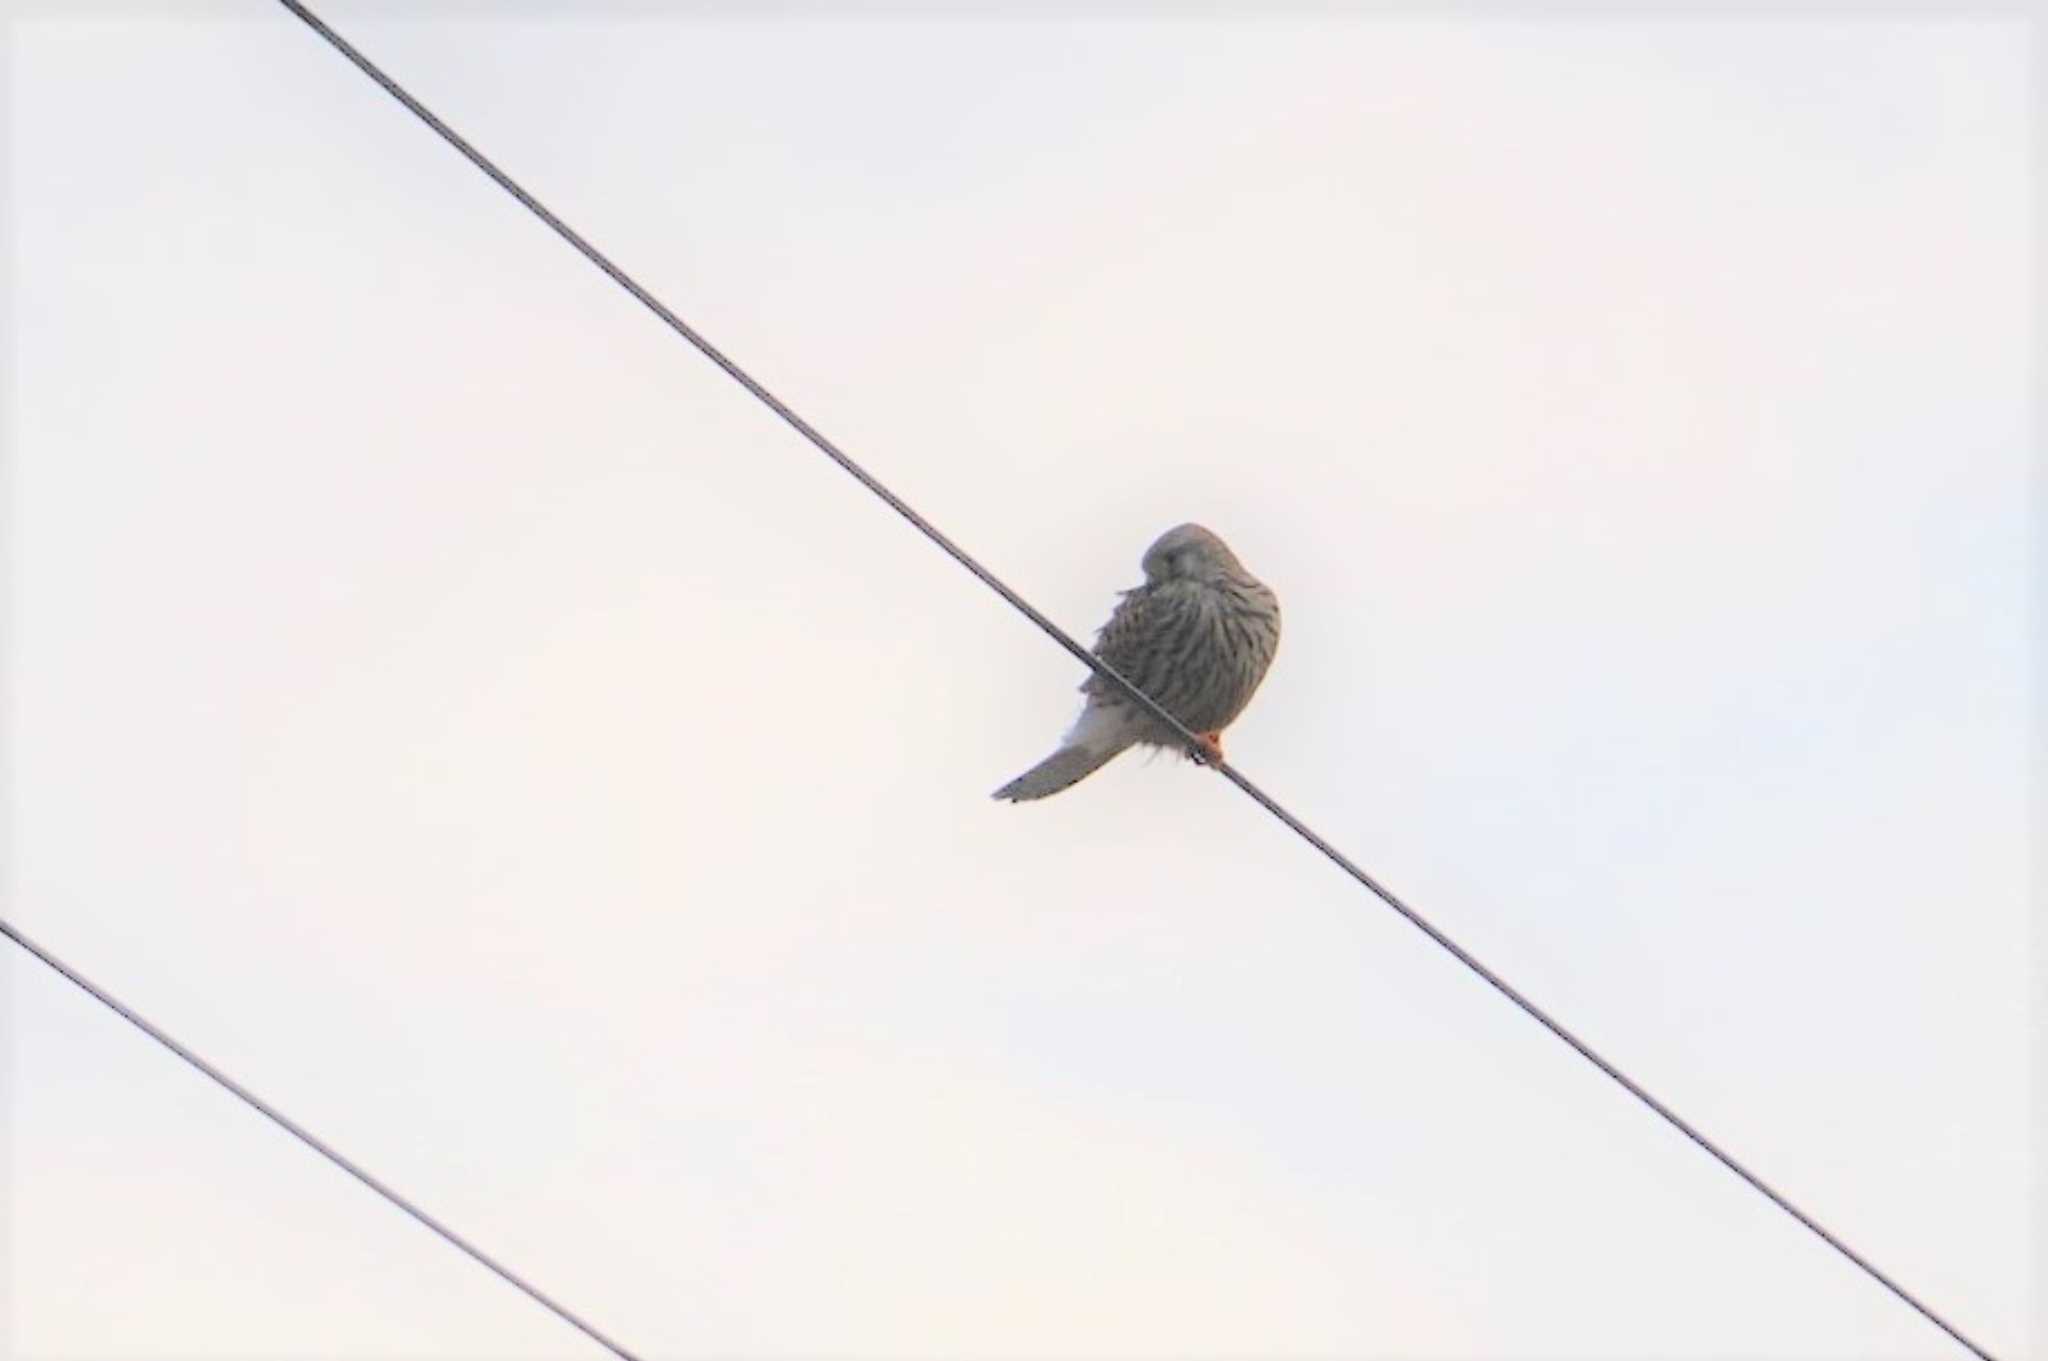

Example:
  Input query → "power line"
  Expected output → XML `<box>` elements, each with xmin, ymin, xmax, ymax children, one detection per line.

<box><xmin>0</xmin><ymin>917</ymin><xmax>645</xmax><ymax>1361</ymax></box>
<box><xmin>53</xmin><ymin>2</ymin><xmax>1976</xmax><ymax>1357</ymax></box>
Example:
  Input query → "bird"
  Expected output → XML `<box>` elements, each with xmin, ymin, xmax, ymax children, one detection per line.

<box><xmin>992</xmin><ymin>523</ymin><xmax>1280</xmax><ymax>802</ymax></box>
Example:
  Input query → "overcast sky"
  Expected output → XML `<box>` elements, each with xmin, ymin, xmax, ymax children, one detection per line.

<box><xmin>6</xmin><ymin>7</ymin><xmax>2036</xmax><ymax>1361</ymax></box>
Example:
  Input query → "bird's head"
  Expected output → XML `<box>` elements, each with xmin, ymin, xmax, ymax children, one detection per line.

<box><xmin>1141</xmin><ymin>523</ymin><xmax>1242</xmax><ymax>584</ymax></box>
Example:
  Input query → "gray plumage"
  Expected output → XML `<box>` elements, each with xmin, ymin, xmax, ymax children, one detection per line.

<box><xmin>993</xmin><ymin>523</ymin><xmax>1280</xmax><ymax>801</ymax></box>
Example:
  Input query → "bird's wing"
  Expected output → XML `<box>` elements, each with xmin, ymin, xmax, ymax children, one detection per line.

<box><xmin>1084</xmin><ymin>582</ymin><xmax>1193</xmax><ymax>706</ymax></box>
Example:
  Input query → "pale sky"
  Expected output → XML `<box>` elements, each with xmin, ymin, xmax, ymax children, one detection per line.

<box><xmin>5</xmin><ymin>7</ymin><xmax>2037</xmax><ymax>1361</ymax></box>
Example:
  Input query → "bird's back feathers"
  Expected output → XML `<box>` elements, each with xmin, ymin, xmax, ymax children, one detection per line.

<box><xmin>1088</xmin><ymin>573</ymin><xmax>1279</xmax><ymax>741</ymax></box>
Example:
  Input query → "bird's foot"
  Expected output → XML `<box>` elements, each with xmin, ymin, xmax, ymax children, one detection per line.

<box><xmin>1191</xmin><ymin>732</ymin><xmax>1225</xmax><ymax>766</ymax></box>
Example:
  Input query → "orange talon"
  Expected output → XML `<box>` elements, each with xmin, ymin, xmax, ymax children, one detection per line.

<box><xmin>1195</xmin><ymin>732</ymin><xmax>1225</xmax><ymax>765</ymax></box>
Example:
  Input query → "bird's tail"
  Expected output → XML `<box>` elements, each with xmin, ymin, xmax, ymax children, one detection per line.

<box><xmin>991</xmin><ymin>741</ymin><xmax>1126</xmax><ymax>801</ymax></box>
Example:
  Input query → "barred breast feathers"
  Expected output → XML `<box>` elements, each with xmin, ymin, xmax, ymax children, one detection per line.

<box><xmin>1084</xmin><ymin>569</ymin><xmax>1278</xmax><ymax>741</ymax></box>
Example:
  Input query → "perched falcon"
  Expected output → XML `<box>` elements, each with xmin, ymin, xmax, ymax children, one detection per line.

<box><xmin>993</xmin><ymin>523</ymin><xmax>1280</xmax><ymax>801</ymax></box>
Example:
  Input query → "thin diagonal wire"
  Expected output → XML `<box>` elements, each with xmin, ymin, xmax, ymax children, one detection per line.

<box><xmin>0</xmin><ymin>917</ymin><xmax>644</xmax><ymax>1361</ymax></box>
<box><xmin>270</xmin><ymin>5</ymin><xmax>1995</xmax><ymax>1359</ymax></box>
